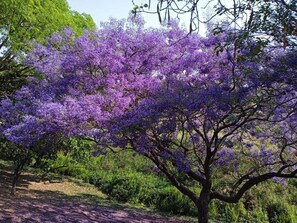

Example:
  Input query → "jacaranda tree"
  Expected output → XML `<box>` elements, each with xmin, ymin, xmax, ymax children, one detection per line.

<box><xmin>0</xmin><ymin>17</ymin><xmax>296</xmax><ymax>222</ymax></box>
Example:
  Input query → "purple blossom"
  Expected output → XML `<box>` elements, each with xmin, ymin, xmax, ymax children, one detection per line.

<box><xmin>214</xmin><ymin>149</ymin><xmax>238</xmax><ymax>169</ymax></box>
<box><xmin>0</xmin><ymin>17</ymin><xmax>296</xmax><ymax>200</ymax></box>
<box><xmin>225</xmin><ymin>140</ymin><xmax>234</xmax><ymax>148</ymax></box>
<box><xmin>173</xmin><ymin>151</ymin><xmax>192</xmax><ymax>173</ymax></box>
<box><xmin>272</xmin><ymin>177</ymin><xmax>287</xmax><ymax>186</ymax></box>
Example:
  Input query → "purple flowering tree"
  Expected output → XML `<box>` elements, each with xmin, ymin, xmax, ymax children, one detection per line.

<box><xmin>0</xmin><ymin>17</ymin><xmax>296</xmax><ymax>222</ymax></box>
<box><xmin>106</xmin><ymin>47</ymin><xmax>297</xmax><ymax>222</ymax></box>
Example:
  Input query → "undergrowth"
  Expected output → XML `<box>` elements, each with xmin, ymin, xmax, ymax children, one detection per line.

<box><xmin>37</xmin><ymin>150</ymin><xmax>297</xmax><ymax>223</ymax></box>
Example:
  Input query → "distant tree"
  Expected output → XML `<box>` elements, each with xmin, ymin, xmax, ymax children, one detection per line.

<box><xmin>0</xmin><ymin>0</ymin><xmax>95</xmax><ymax>98</ymax></box>
<box><xmin>0</xmin><ymin>18</ymin><xmax>296</xmax><ymax>222</ymax></box>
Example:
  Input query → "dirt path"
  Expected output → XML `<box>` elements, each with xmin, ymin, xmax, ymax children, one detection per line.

<box><xmin>0</xmin><ymin>170</ymin><xmax>193</xmax><ymax>223</ymax></box>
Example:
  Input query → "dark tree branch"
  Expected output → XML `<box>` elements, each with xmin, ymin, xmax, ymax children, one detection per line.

<box><xmin>210</xmin><ymin>168</ymin><xmax>297</xmax><ymax>203</ymax></box>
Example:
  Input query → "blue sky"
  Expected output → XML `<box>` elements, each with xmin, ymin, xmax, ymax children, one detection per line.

<box><xmin>67</xmin><ymin>0</ymin><xmax>226</xmax><ymax>34</ymax></box>
<box><xmin>67</xmin><ymin>0</ymin><xmax>163</xmax><ymax>28</ymax></box>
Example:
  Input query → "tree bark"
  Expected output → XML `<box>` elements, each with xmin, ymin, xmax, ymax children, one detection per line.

<box><xmin>10</xmin><ymin>156</ymin><xmax>28</xmax><ymax>195</ymax></box>
<box><xmin>11</xmin><ymin>168</ymin><xmax>21</xmax><ymax>195</ymax></box>
<box><xmin>197</xmin><ymin>188</ymin><xmax>210</xmax><ymax>223</ymax></box>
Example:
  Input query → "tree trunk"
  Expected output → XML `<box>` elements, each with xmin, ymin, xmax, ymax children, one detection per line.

<box><xmin>10</xmin><ymin>157</ymin><xmax>28</xmax><ymax>195</ymax></box>
<box><xmin>11</xmin><ymin>169</ymin><xmax>21</xmax><ymax>195</ymax></box>
<box><xmin>197</xmin><ymin>189</ymin><xmax>210</xmax><ymax>223</ymax></box>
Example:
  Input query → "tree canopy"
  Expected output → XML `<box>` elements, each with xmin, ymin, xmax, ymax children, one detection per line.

<box><xmin>0</xmin><ymin>0</ymin><xmax>95</xmax><ymax>97</ymax></box>
<box><xmin>133</xmin><ymin>0</ymin><xmax>297</xmax><ymax>47</ymax></box>
<box><xmin>0</xmin><ymin>18</ymin><xmax>296</xmax><ymax>222</ymax></box>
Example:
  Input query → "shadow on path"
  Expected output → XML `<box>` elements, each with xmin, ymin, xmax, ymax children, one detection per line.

<box><xmin>0</xmin><ymin>169</ymin><xmax>193</xmax><ymax>223</ymax></box>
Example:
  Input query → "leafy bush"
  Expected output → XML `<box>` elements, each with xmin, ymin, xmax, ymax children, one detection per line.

<box><xmin>109</xmin><ymin>175</ymin><xmax>140</xmax><ymax>202</ymax></box>
<box><xmin>266</xmin><ymin>202</ymin><xmax>292</xmax><ymax>223</ymax></box>
<box><xmin>136</xmin><ymin>175</ymin><xmax>168</xmax><ymax>206</ymax></box>
<box><xmin>44</xmin><ymin>151</ymin><xmax>297</xmax><ymax>221</ymax></box>
<box><xmin>155</xmin><ymin>187</ymin><xmax>197</xmax><ymax>216</ymax></box>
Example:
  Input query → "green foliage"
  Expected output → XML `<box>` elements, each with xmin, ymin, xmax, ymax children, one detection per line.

<box><xmin>0</xmin><ymin>0</ymin><xmax>95</xmax><ymax>53</ymax></box>
<box><xmin>62</xmin><ymin>138</ymin><xmax>93</xmax><ymax>164</ymax></box>
<box><xmin>46</xmin><ymin>152</ymin><xmax>88</xmax><ymax>177</ymax></box>
<box><xmin>266</xmin><ymin>202</ymin><xmax>292</xmax><ymax>223</ymax></box>
<box><xmin>0</xmin><ymin>137</ymin><xmax>22</xmax><ymax>161</ymax></box>
<box><xmin>155</xmin><ymin>186</ymin><xmax>197</xmax><ymax>215</ymax></box>
<box><xmin>104</xmin><ymin>173</ymin><xmax>141</xmax><ymax>202</ymax></box>
<box><xmin>0</xmin><ymin>0</ymin><xmax>95</xmax><ymax>97</ymax></box>
<box><xmin>44</xmin><ymin>150</ymin><xmax>297</xmax><ymax>222</ymax></box>
<box><xmin>214</xmin><ymin>182</ymin><xmax>297</xmax><ymax>223</ymax></box>
<box><xmin>47</xmin><ymin>151</ymin><xmax>189</xmax><ymax>210</ymax></box>
<box><xmin>96</xmin><ymin>151</ymin><xmax>154</xmax><ymax>174</ymax></box>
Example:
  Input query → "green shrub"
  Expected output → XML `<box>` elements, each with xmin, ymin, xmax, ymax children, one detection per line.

<box><xmin>266</xmin><ymin>202</ymin><xmax>292</xmax><ymax>223</ymax></box>
<box><xmin>93</xmin><ymin>172</ymin><xmax>140</xmax><ymax>202</ymax></box>
<box><xmin>95</xmin><ymin>173</ymin><xmax>114</xmax><ymax>194</ymax></box>
<box><xmin>44</xmin><ymin>150</ymin><xmax>297</xmax><ymax>222</ymax></box>
<box><xmin>136</xmin><ymin>175</ymin><xmax>168</xmax><ymax>206</ymax></box>
<box><xmin>91</xmin><ymin>169</ymin><xmax>197</xmax><ymax>215</ymax></box>
<box><xmin>155</xmin><ymin>186</ymin><xmax>197</xmax><ymax>216</ymax></box>
<box><xmin>109</xmin><ymin>174</ymin><xmax>140</xmax><ymax>202</ymax></box>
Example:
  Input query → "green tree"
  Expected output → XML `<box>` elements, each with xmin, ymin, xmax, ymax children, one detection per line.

<box><xmin>0</xmin><ymin>0</ymin><xmax>95</xmax><ymax>97</ymax></box>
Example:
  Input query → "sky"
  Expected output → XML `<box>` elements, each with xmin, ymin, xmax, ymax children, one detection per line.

<box><xmin>66</xmin><ymin>0</ymin><xmax>216</xmax><ymax>34</ymax></box>
<box><xmin>67</xmin><ymin>0</ymin><xmax>237</xmax><ymax>36</ymax></box>
<box><xmin>67</xmin><ymin>0</ymin><xmax>164</xmax><ymax>28</ymax></box>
